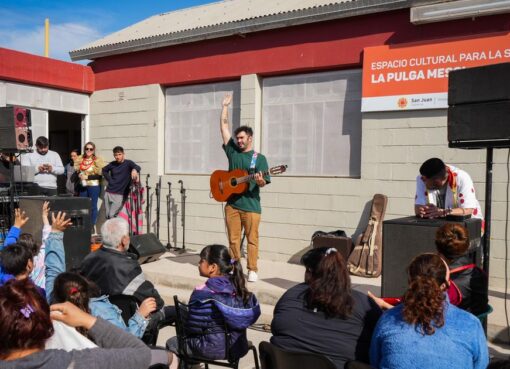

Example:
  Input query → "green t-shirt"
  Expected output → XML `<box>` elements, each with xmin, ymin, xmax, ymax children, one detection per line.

<box><xmin>223</xmin><ymin>138</ymin><xmax>270</xmax><ymax>213</ymax></box>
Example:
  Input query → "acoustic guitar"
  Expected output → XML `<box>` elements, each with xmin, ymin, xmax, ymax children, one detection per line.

<box><xmin>210</xmin><ymin>165</ymin><xmax>287</xmax><ymax>202</ymax></box>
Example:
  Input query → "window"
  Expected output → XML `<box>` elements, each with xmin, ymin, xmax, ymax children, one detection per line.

<box><xmin>262</xmin><ymin>70</ymin><xmax>362</xmax><ymax>177</ymax></box>
<box><xmin>165</xmin><ymin>82</ymin><xmax>240</xmax><ymax>173</ymax></box>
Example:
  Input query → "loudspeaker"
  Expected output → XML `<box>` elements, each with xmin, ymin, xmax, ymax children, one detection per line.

<box><xmin>448</xmin><ymin>101</ymin><xmax>510</xmax><ymax>148</ymax></box>
<box><xmin>129</xmin><ymin>233</ymin><xmax>166</xmax><ymax>264</ymax></box>
<box><xmin>0</xmin><ymin>106</ymin><xmax>33</xmax><ymax>153</ymax></box>
<box><xmin>448</xmin><ymin>62</ymin><xmax>510</xmax><ymax>105</ymax></box>
<box><xmin>18</xmin><ymin>196</ymin><xmax>92</xmax><ymax>271</ymax></box>
<box><xmin>381</xmin><ymin>216</ymin><xmax>482</xmax><ymax>297</ymax></box>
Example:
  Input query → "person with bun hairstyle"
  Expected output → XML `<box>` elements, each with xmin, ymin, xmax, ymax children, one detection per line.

<box><xmin>435</xmin><ymin>223</ymin><xmax>488</xmax><ymax>316</ymax></box>
<box><xmin>166</xmin><ymin>244</ymin><xmax>261</xmax><ymax>366</ymax></box>
<box><xmin>74</xmin><ymin>141</ymin><xmax>105</xmax><ymax>228</ymax></box>
<box><xmin>0</xmin><ymin>278</ymin><xmax>152</xmax><ymax>369</ymax></box>
<box><xmin>370</xmin><ymin>253</ymin><xmax>488</xmax><ymax>369</ymax></box>
<box><xmin>271</xmin><ymin>247</ymin><xmax>382</xmax><ymax>369</ymax></box>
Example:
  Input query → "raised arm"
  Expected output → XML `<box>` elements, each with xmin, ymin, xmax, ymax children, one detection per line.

<box><xmin>45</xmin><ymin>211</ymin><xmax>72</xmax><ymax>301</ymax></box>
<box><xmin>220</xmin><ymin>94</ymin><xmax>232</xmax><ymax>145</ymax></box>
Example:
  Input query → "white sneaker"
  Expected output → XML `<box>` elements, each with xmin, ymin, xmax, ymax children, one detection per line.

<box><xmin>247</xmin><ymin>271</ymin><xmax>258</xmax><ymax>282</ymax></box>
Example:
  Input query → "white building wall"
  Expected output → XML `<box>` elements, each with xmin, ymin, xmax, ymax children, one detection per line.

<box><xmin>90</xmin><ymin>80</ymin><xmax>508</xmax><ymax>337</ymax></box>
<box><xmin>0</xmin><ymin>81</ymin><xmax>90</xmax><ymax>142</ymax></box>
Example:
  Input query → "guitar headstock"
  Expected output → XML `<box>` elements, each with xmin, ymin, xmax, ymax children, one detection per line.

<box><xmin>269</xmin><ymin>165</ymin><xmax>287</xmax><ymax>175</ymax></box>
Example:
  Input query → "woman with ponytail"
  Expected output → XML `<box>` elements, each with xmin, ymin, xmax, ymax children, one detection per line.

<box><xmin>435</xmin><ymin>223</ymin><xmax>488</xmax><ymax>315</ymax></box>
<box><xmin>166</xmin><ymin>244</ymin><xmax>260</xmax><ymax>364</ymax></box>
<box><xmin>271</xmin><ymin>247</ymin><xmax>382</xmax><ymax>369</ymax></box>
<box><xmin>370</xmin><ymin>253</ymin><xmax>488</xmax><ymax>369</ymax></box>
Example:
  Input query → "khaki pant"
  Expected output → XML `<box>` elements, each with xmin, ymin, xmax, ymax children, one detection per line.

<box><xmin>225</xmin><ymin>205</ymin><xmax>260</xmax><ymax>272</ymax></box>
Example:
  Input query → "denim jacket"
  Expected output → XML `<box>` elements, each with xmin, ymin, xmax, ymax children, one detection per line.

<box><xmin>90</xmin><ymin>295</ymin><xmax>148</xmax><ymax>338</ymax></box>
<box><xmin>45</xmin><ymin>231</ymin><xmax>66</xmax><ymax>301</ymax></box>
<box><xmin>44</xmin><ymin>232</ymin><xmax>148</xmax><ymax>338</ymax></box>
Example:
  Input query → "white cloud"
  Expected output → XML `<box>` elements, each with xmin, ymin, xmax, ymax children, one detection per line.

<box><xmin>0</xmin><ymin>21</ymin><xmax>102</xmax><ymax>63</ymax></box>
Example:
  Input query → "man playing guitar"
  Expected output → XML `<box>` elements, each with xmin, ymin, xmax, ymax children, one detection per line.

<box><xmin>220</xmin><ymin>94</ymin><xmax>270</xmax><ymax>282</ymax></box>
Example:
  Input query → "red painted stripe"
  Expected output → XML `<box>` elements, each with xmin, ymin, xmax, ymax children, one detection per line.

<box><xmin>0</xmin><ymin>48</ymin><xmax>94</xmax><ymax>93</ymax></box>
<box><xmin>91</xmin><ymin>10</ymin><xmax>510</xmax><ymax>90</ymax></box>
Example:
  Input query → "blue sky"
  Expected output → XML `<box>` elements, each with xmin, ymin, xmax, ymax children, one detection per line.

<box><xmin>0</xmin><ymin>0</ymin><xmax>217</xmax><ymax>63</ymax></box>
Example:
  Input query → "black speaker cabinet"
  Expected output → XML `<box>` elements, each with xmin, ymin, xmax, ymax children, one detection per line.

<box><xmin>0</xmin><ymin>106</ymin><xmax>33</xmax><ymax>153</ymax></box>
<box><xmin>18</xmin><ymin>196</ymin><xmax>91</xmax><ymax>271</ymax></box>
<box><xmin>381</xmin><ymin>216</ymin><xmax>482</xmax><ymax>297</ymax></box>
<box><xmin>129</xmin><ymin>233</ymin><xmax>166</xmax><ymax>264</ymax></box>
<box><xmin>448</xmin><ymin>62</ymin><xmax>510</xmax><ymax>105</ymax></box>
<box><xmin>448</xmin><ymin>100</ymin><xmax>510</xmax><ymax>148</ymax></box>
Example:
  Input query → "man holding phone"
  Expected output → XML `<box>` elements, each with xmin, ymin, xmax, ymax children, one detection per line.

<box><xmin>20</xmin><ymin>136</ymin><xmax>64</xmax><ymax>196</ymax></box>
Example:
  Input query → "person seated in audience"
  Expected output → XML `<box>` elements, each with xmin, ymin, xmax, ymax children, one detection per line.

<box><xmin>2</xmin><ymin>202</ymin><xmax>52</xmax><ymax>289</ymax></box>
<box><xmin>166</xmin><ymin>244</ymin><xmax>260</xmax><ymax>366</ymax></box>
<box><xmin>0</xmin><ymin>208</ymin><xmax>30</xmax><ymax>284</ymax></box>
<box><xmin>0</xmin><ymin>242</ymin><xmax>45</xmax><ymax>297</ymax></box>
<box><xmin>0</xmin><ymin>278</ymin><xmax>153</xmax><ymax>369</ymax></box>
<box><xmin>80</xmin><ymin>217</ymin><xmax>174</xmax><ymax>334</ymax></box>
<box><xmin>52</xmin><ymin>272</ymin><xmax>157</xmax><ymax>339</ymax></box>
<box><xmin>370</xmin><ymin>253</ymin><xmax>488</xmax><ymax>369</ymax></box>
<box><xmin>435</xmin><ymin>223</ymin><xmax>488</xmax><ymax>316</ymax></box>
<box><xmin>271</xmin><ymin>247</ymin><xmax>382</xmax><ymax>369</ymax></box>
<box><xmin>369</xmin><ymin>224</ymin><xmax>489</xmax><ymax>317</ymax></box>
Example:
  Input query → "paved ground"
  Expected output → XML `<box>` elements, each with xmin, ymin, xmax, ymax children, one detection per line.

<box><xmin>146</xmin><ymin>249</ymin><xmax>510</xmax><ymax>367</ymax></box>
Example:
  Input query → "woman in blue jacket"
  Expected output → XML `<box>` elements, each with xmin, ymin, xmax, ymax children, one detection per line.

<box><xmin>51</xmin><ymin>272</ymin><xmax>156</xmax><ymax>339</ymax></box>
<box><xmin>167</xmin><ymin>244</ymin><xmax>260</xmax><ymax>364</ymax></box>
<box><xmin>370</xmin><ymin>253</ymin><xmax>488</xmax><ymax>369</ymax></box>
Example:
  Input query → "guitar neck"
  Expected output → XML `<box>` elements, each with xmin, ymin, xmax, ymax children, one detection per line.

<box><xmin>237</xmin><ymin>170</ymin><xmax>270</xmax><ymax>184</ymax></box>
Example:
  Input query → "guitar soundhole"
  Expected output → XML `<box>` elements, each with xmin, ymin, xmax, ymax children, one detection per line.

<box><xmin>230</xmin><ymin>178</ymin><xmax>238</xmax><ymax>187</ymax></box>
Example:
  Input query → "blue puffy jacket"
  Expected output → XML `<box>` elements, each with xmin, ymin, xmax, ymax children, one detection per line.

<box><xmin>186</xmin><ymin>276</ymin><xmax>260</xmax><ymax>361</ymax></box>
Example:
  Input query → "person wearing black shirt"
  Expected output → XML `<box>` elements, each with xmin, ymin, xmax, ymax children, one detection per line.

<box><xmin>102</xmin><ymin>146</ymin><xmax>141</xmax><ymax>219</ymax></box>
<box><xmin>271</xmin><ymin>247</ymin><xmax>382</xmax><ymax>369</ymax></box>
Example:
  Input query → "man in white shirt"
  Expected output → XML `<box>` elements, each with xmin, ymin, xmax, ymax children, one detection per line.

<box><xmin>20</xmin><ymin>136</ymin><xmax>64</xmax><ymax>196</ymax></box>
<box><xmin>415</xmin><ymin>158</ymin><xmax>483</xmax><ymax>223</ymax></box>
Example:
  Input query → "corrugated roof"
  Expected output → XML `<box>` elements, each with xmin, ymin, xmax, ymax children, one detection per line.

<box><xmin>70</xmin><ymin>0</ymin><xmax>423</xmax><ymax>61</ymax></box>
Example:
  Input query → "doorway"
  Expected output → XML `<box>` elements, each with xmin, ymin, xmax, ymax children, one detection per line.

<box><xmin>48</xmin><ymin>111</ymin><xmax>82</xmax><ymax>194</ymax></box>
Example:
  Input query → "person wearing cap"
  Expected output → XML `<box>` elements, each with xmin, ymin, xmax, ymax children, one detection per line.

<box><xmin>414</xmin><ymin>158</ymin><xmax>483</xmax><ymax>222</ymax></box>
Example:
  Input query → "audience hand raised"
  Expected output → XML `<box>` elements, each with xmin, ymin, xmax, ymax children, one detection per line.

<box><xmin>138</xmin><ymin>297</ymin><xmax>157</xmax><ymax>318</ymax></box>
<box><xmin>50</xmin><ymin>301</ymin><xmax>97</xmax><ymax>330</ymax></box>
<box><xmin>42</xmin><ymin>201</ymin><xmax>50</xmax><ymax>226</ymax></box>
<box><xmin>51</xmin><ymin>211</ymin><xmax>73</xmax><ymax>232</ymax></box>
<box><xmin>14</xmin><ymin>208</ymin><xmax>29</xmax><ymax>228</ymax></box>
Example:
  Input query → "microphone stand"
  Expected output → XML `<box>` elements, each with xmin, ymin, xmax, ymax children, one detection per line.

<box><xmin>178</xmin><ymin>180</ymin><xmax>186</xmax><ymax>250</ymax></box>
<box><xmin>145</xmin><ymin>174</ymin><xmax>151</xmax><ymax>234</ymax></box>
<box><xmin>166</xmin><ymin>181</ymin><xmax>172</xmax><ymax>250</ymax></box>
<box><xmin>155</xmin><ymin>176</ymin><xmax>162</xmax><ymax>239</ymax></box>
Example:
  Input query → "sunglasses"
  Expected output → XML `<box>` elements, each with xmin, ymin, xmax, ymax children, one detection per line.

<box><xmin>85</xmin><ymin>147</ymin><xmax>94</xmax><ymax>151</ymax></box>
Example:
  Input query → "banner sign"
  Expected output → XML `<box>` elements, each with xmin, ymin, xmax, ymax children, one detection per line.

<box><xmin>361</xmin><ymin>33</ymin><xmax>510</xmax><ymax>112</ymax></box>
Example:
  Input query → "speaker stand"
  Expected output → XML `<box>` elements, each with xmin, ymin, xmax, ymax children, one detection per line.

<box><xmin>483</xmin><ymin>148</ymin><xmax>493</xmax><ymax>274</ymax></box>
<box><xmin>7</xmin><ymin>154</ymin><xmax>16</xmax><ymax>227</ymax></box>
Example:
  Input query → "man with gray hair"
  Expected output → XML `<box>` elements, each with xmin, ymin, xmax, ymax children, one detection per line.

<box><xmin>80</xmin><ymin>218</ymin><xmax>173</xmax><ymax>334</ymax></box>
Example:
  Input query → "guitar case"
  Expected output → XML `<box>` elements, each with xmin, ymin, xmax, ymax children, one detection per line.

<box><xmin>347</xmin><ymin>194</ymin><xmax>388</xmax><ymax>278</ymax></box>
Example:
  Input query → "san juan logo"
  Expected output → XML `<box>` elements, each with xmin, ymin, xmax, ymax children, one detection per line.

<box><xmin>397</xmin><ymin>97</ymin><xmax>408</xmax><ymax>109</ymax></box>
